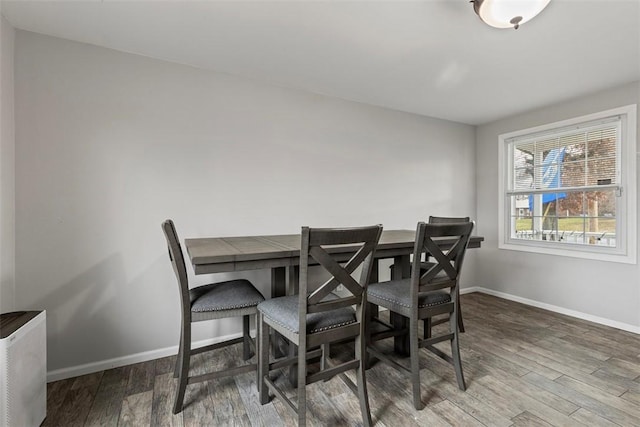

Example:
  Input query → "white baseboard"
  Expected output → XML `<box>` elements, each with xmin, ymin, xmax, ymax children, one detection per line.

<box><xmin>49</xmin><ymin>288</ymin><xmax>639</xmax><ymax>382</ymax></box>
<box><xmin>462</xmin><ymin>286</ymin><xmax>640</xmax><ymax>334</ymax></box>
<box><xmin>47</xmin><ymin>331</ymin><xmax>245</xmax><ymax>383</ymax></box>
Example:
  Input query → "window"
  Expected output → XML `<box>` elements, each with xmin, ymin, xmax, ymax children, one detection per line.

<box><xmin>498</xmin><ymin>105</ymin><xmax>637</xmax><ymax>264</ymax></box>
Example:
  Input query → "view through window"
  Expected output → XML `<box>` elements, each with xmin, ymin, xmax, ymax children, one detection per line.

<box><xmin>499</xmin><ymin>105</ymin><xmax>637</xmax><ymax>263</ymax></box>
<box><xmin>510</xmin><ymin>121</ymin><xmax>619</xmax><ymax>247</ymax></box>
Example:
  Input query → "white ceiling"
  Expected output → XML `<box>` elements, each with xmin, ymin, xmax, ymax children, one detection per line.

<box><xmin>2</xmin><ymin>0</ymin><xmax>639</xmax><ymax>125</ymax></box>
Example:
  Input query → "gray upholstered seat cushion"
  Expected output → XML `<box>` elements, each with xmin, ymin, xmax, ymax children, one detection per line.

<box><xmin>368</xmin><ymin>279</ymin><xmax>451</xmax><ymax>314</ymax></box>
<box><xmin>257</xmin><ymin>294</ymin><xmax>356</xmax><ymax>334</ymax></box>
<box><xmin>190</xmin><ymin>279</ymin><xmax>265</xmax><ymax>312</ymax></box>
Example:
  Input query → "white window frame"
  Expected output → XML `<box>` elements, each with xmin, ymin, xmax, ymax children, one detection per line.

<box><xmin>498</xmin><ymin>104</ymin><xmax>637</xmax><ymax>264</ymax></box>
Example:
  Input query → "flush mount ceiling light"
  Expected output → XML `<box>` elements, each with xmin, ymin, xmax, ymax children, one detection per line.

<box><xmin>472</xmin><ymin>0</ymin><xmax>551</xmax><ymax>29</ymax></box>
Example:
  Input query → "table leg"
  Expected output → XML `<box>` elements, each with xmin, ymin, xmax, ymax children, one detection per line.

<box><xmin>365</xmin><ymin>260</ymin><xmax>380</xmax><ymax>370</ymax></box>
<box><xmin>390</xmin><ymin>254</ymin><xmax>411</xmax><ymax>280</ymax></box>
<box><xmin>391</xmin><ymin>312</ymin><xmax>409</xmax><ymax>356</ymax></box>
<box><xmin>391</xmin><ymin>255</ymin><xmax>411</xmax><ymax>356</ymax></box>
<box><xmin>368</xmin><ymin>260</ymin><xmax>380</xmax><ymax>319</ymax></box>
<box><xmin>364</xmin><ymin>261</ymin><xmax>380</xmax><ymax>369</ymax></box>
<box><xmin>271</xmin><ymin>267</ymin><xmax>287</xmax><ymax>358</ymax></box>
<box><xmin>271</xmin><ymin>266</ymin><xmax>287</xmax><ymax>296</ymax></box>
<box><xmin>287</xmin><ymin>266</ymin><xmax>299</xmax><ymax>386</ymax></box>
<box><xmin>270</xmin><ymin>266</ymin><xmax>302</xmax><ymax>386</ymax></box>
<box><xmin>287</xmin><ymin>265</ymin><xmax>299</xmax><ymax>295</ymax></box>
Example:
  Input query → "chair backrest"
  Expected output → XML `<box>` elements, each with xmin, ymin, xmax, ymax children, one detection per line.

<box><xmin>162</xmin><ymin>219</ymin><xmax>191</xmax><ymax>315</ymax></box>
<box><xmin>299</xmin><ymin>225</ymin><xmax>383</xmax><ymax>324</ymax></box>
<box><xmin>411</xmin><ymin>222</ymin><xmax>474</xmax><ymax>299</ymax></box>
<box><xmin>429</xmin><ymin>216</ymin><xmax>470</xmax><ymax>224</ymax></box>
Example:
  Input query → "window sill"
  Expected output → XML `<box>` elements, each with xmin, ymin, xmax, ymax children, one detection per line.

<box><xmin>499</xmin><ymin>240</ymin><xmax>636</xmax><ymax>264</ymax></box>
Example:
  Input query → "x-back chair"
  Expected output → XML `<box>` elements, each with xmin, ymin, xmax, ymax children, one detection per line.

<box><xmin>257</xmin><ymin>225</ymin><xmax>382</xmax><ymax>426</ymax></box>
<box><xmin>368</xmin><ymin>221</ymin><xmax>474</xmax><ymax>409</ymax></box>
<box><xmin>162</xmin><ymin>219</ymin><xmax>265</xmax><ymax>414</ymax></box>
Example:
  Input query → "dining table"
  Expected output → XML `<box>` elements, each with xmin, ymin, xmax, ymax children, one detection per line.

<box><xmin>185</xmin><ymin>229</ymin><xmax>483</xmax><ymax>290</ymax></box>
<box><xmin>185</xmin><ymin>229</ymin><xmax>483</xmax><ymax>386</ymax></box>
<box><xmin>185</xmin><ymin>229</ymin><xmax>483</xmax><ymax>355</ymax></box>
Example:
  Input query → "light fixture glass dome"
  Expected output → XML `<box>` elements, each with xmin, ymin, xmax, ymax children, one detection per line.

<box><xmin>473</xmin><ymin>0</ymin><xmax>551</xmax><ymax>29</ymax></box>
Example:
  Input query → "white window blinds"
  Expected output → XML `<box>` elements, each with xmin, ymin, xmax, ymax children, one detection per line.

<box><xmin>507</xmin><ymin>117</ymin><xmax>621</xmax><ymax>196</ymax></box>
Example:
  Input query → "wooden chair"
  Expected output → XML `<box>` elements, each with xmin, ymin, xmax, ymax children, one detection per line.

<box><xmin>387</xmin><ymin>216</ymin><xmax>470</xmax><ymax>336</ymax></box>
<box><xmin>161</xmin><ymin>219</ymin><xmax>265</xmax><ymax>414</ymax></box>
<box><xmin>257</xmin><ymin>225</ymin><xmax>383</xmax><ymax>426</ymax></box>
<box><xmin>424</xmin><ymin>216</ymin><xmax>470</xmax><ymax>334</ymax></box>
<box><xmin>368</xmin><ymin>221</ymin><xmax>474</xmax><ymax>410</ymax></box>
<box><xmin>428</xmin><ymin>216</ymin><xmax>470</xmax><ymax>224</ymax></box>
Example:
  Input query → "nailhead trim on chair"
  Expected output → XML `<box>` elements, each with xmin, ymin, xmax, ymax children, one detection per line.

<box><xmin>369</xmin><ymin>293</ymin><xmax>450</xmax><ymax>309</ymax></box>
<box><xmin>263</xmin><ymin>314</ymin><xmax>356</xmax><ymax>334</ymax></box>
<box><xmin>192</xmin><ymin>301</ymin><xmax>263</xmax><ymax>312</ymax></box>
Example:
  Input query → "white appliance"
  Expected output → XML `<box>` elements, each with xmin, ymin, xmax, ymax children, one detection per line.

<box><xmin>0</xmin><ymin>311</ymin><xmax>46</xmax><ymax>427</ymax></box>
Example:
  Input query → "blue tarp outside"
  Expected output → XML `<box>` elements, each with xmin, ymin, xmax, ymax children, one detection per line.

<box><xmin>528</xmin><ymin>147</ymin><xmax>566</xmax><ymax>211</ymax></box>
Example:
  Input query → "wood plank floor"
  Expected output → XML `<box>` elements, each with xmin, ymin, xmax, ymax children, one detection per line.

<box><xmin>44</xmin><ymin>293</ymin><xmax>640</xmax><ymax>426</ymax></box>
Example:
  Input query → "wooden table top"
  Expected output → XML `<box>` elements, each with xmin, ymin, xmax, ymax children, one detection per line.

<box><xmin>185</xmin><ymin>230</ymin><xmax>484</xmax><ymax>274</ymax></box>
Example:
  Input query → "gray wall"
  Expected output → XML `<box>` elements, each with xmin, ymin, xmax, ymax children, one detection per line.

<box><xmin>475</xmin><ymin>81</ymin><xmax>640</xmax><ymax>328</ymax></box>
<box><xmin>14</xmin><ymin>31</ymin><xmax>477</xmax><ymax>376</ymax></box>
<box><xmin>0</xmin><ymin>15</ymin><xmax>15</xmax><ymax>313</ymax></box>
